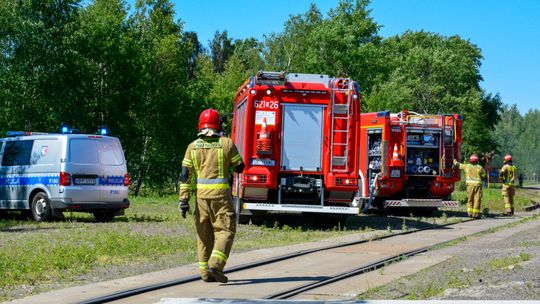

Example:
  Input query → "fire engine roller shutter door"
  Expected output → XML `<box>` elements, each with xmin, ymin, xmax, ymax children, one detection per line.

<box><xmin>281</xmin><ymin>104</ymin><xmax>325</xmax><ymax>171</ymax></box>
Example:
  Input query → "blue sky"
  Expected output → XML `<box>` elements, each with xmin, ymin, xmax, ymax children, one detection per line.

<box><xmin>167</xmin><ymin>0</ymin><xmax>539</xmax><ymax>114</ymax></box>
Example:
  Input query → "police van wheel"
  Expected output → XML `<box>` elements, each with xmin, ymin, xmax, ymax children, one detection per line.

<box><xmin>31</xmin><ymin>192</ymin><xmax>53</xmax><ymax>222</ymax></box>
<box><xmin>93</xmin><ymin>211</ymin><xmax>115</xmax><ymax>222</ymax></box>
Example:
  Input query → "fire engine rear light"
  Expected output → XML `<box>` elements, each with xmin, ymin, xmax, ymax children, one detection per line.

<box><xmin>124</xmin><ymin>174</ymin><xmax>130</xmax><ymax>186</ymax></box>
<box><xmin>244</xmin><ymin>174</ymin><xmax>267</xmax><ymax>183</ymax></box>
<box><xmin>336</xmin><ymin>178</ymin><xmax>357</xmax><ymax>186</ymax></box>
<box><xmin>60</xmin><ymin>172</ymin><xmax>71</xmax><ymax>186</ymax></box>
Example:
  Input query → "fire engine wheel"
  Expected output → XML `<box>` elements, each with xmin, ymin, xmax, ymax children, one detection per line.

<box><xmin>93</xmin><ymin>211</ymin><xmax>116</xmax><ymax>222</ymax></box>
<box><xmin>248</xmin><ymin>210</ymin><xmax>267</xmax><ymax>226</ymax></box>
<box><xmin>412</xmin><ymin>207</ymin><xmax>437</xmax><ymax>217</ymax></box>
<box><xmin>238</xmin><ymin>214</ymin><xmax>251</xmax><ymax>225</ymax></box>
<box><xmin>31</xmin><ymin>192</ymin><xmax>53</xmax><ymax>222</ymax></box>
<box><xmin>387</xmin><ymin>207</ymin><xmax>437</xmax><ymax>217</ymax></box>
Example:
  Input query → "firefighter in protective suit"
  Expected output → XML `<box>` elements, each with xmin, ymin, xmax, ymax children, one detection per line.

<box><xmin>179</xmin><ymin>109</ymin><xmax>244</xmax><ymax>283</ymax></box>
<box><xmin>499</xmin><ymin>154</ymin><xmax>517</xmax><ymax>216</ymax></box>
<box><xmin>454</xmin><ymin>154</ymin><xmax>486</xmax><ymax>219</ymax></box>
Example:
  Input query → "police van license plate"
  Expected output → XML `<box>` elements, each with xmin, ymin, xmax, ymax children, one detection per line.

<box><xmin>74</xmin><ymin>177</ymin><xmax>96</xmax><ymax>185</ymax></box>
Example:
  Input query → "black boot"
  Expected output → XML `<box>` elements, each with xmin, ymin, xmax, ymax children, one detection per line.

<box><xmin>209</xmin><ymin>268</ymin><xmax>228</xmax><ymax>283</ymax></box>
<box><xmin>201</xmin><ymin>275</ymin><xmax>216</xmax><ymax>282</ymax></box>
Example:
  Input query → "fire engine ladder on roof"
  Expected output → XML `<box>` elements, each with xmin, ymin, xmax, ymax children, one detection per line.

<box><xmin>441</xmin><ymin>114</ymin><xmax>455</xmax><ymax>178</ymax></box>
<box><xmin>329</xmin><ymin>79</ymin><xmax>354</xmax><ymax>173</ymax></box>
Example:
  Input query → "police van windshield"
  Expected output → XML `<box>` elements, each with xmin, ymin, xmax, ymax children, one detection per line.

<box><xmin>69</xmin><ymin>138</ymin><xmax>124</xmax><ymax>165</ymax></box>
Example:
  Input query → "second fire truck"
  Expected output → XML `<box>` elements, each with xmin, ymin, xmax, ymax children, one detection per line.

<box><xmin>355</xmin><ymin>110</ymin><xmax>462</xmax><ymax>213</ymax></box>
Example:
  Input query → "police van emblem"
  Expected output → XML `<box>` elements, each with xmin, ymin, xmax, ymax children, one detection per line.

<box><xmin>40</xmin><ymin>146</ymin><xmax>48</xmax><ymax>157</ymax></box>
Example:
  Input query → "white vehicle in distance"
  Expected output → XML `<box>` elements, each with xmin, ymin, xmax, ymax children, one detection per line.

<box><xmin>0</xmin><ymin>128</ymin><xmax>130</xmax><ymax>222</ymax></box>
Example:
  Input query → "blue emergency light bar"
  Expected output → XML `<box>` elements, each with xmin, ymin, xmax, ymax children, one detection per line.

<box><xmin>6</xmin><ymin>131</ymin><xmax>50</xmax><ymax>137</ymax></box>
<box><xmin>7</xmin><ymin>124</ymin><xmax>107</xmax><ymax>137</ymax></box>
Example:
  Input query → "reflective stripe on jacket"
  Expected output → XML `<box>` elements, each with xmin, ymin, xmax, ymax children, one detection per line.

<box><xmin>180</xmin><ymin>136</ymin><xmax>243</xmax><ymax>200</ymax></box>
<box><xmin>500</xmin><ymin>164</ymin><xmax>517</xmax><ymax>186</ymax></box>
<box><xmin>458</xmin><ymin>162</ymin><xmax>486</xmax><ymax>186</ymax></box>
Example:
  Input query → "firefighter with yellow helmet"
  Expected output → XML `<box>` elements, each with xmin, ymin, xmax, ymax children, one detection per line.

<box><xmin>179</xmin><ymin>109</ymin><xmax>244</xmax><ymax>283</ymax></box>
<box><xmin>499</xmin><ymin>154</ymin><xmax>517</xmax><ymax>216</ymax></box>
<box><xmin>454</xmin><ymin>154</ymin><xmax>486</xmax><ymax>218</ymax></box>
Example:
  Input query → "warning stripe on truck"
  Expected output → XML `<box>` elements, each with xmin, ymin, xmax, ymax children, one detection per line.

<box><xmin>384</xmin><ymin>199</ymin><xmax>459</xmax><ymax>208</ymax></box>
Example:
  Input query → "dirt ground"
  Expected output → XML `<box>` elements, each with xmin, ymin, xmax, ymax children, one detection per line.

<box><xmin>360</xmin><ymin>215</ymin><xmax>540</xmax><ymax>300</ymax></box>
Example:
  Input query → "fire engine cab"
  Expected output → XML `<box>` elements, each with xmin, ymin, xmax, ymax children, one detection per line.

<box><xmin>231</xmin><ymin>71</ymin><xmax>361</xmax><ymax>221</ymax></box>
<box><xmin>356</xmin><ymin>110</ymin><xmax>462</xmax><ymax>213</ymax></box>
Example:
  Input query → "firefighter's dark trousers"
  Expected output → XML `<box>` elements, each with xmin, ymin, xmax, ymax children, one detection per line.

<box><xmin>194</xmin><ymin>195</ymin><xmax>236</xmax><ymax>280</ymax></box>
<box><xmin>502</xmin><ymin>184</ymin><xmax>515</xmax><ymax>215</ymax></box>
<box><xmin>466</xmin><ymin>184</ymin><xmax>482</xmax><ymax>218</ymax></box>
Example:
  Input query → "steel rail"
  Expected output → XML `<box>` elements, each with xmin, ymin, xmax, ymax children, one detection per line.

<box><xmin>264</xmin><ymin>246</ymin><xmax>431</xmax><ymax>299</ymax></box>
<box><xmin>79</xmin><ymin>218</ymin><xmax>472</xmax><ymax>304</ymax></box>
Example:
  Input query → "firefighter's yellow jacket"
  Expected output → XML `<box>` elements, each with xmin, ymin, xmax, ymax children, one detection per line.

<box><xmin>455</xmin><ymin>161</ymin><xmax>486</xmax><ymax>186</ymax></box>
<box><xmin>180</xmin><ymin>136</ymin><xmax>242</xmax><ymax>200</ymax></box>
<box><xmin>500</xmin><ymin>164</ymin><xmax>517</xmax><ymax>186</ymax></box>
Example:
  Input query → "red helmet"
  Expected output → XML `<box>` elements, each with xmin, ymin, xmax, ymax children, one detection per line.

<box><xmin>504</xmin><ymin>154</ymin><xmax>512</xmax><ymax>163</ymax></box>
<box><xmin>198</xmin><ymin>109</ymin><xmax>221</xmax><ymax>131</ymax></box>
<box><xmin>470</xmin><ymin>154</ymin><xmax>479</xmax><ymax>163</ymax></box>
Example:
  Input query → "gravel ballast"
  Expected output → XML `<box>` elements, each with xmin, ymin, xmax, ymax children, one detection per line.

<box><xmin>360</xmin><ymin>214</ymin><xmax>540</xmax><ymax>300</ymax></box>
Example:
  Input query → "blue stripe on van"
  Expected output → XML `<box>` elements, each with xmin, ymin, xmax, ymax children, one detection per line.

<box><xmin>98</xmin><ymin>176</ymin><xmax>125</xmax><ymax>186</ymax></box>
<box><xmin>0</xmin><ymin>175</ymin><xmax>125</xmax><ymax>187</ymax></box>
<box><xmin>0</xmin><ymin>175</ymin><xmax>60</xmax><ymax>187</ymax></box>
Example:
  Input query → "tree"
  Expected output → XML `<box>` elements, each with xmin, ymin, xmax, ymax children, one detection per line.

<box><xmin>183</xmin><ymin>31</ymin><xmax>203</xmax><ymax>80</ymax></box>
<box><xmin>0</xmin><ymin>0</ymin><xmax>81</xmax><ymax>132</ymax></box>
<box><xmin>494</xmin><ymin>106</ymin><xmax>540</xmax><ymax>180</ymax></box>
<box><xmin>127</xmin><ymin>0</ymin><xmax>192</xmax><ymax>194</ymax></box>
<box><xmin>210</xmin><ymin>30</ymin><xmax>234</xmax><ymax>73</ymax></box>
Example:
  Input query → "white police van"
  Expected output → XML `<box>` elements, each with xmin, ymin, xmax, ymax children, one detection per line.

<box><xmin>0</xmin><ymin>129</ymin><xmax>130</xmax><ymax>222</ymax></box>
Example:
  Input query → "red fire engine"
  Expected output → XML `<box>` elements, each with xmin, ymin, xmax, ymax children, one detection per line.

<box><xmin>356</xmin><ymin>110</ymin><xmax>462</xmax><ymax>213</ymax></box>
<box><xmin>231</xmin><ymin>72</ymin><xmax>361</xmax><ymax>222</ymax></box>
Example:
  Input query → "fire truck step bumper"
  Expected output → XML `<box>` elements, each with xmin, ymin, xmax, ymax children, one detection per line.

<box><xmin>243</xmin><ymin>203</ymin><xmax>359</xmax><ymax>214</ymax></box>
<box><xmin>384</xmin><ymin>199</ymin><xmax>459</xmax><ymax>208</ymax></box>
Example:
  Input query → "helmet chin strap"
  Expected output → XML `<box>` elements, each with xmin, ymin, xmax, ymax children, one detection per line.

<box><xmin>198</xmin><ymin>128</ymin><xmax>221</xmax><ymax>137</ymax></box>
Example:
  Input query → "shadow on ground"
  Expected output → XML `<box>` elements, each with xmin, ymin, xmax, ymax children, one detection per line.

<box><xmin>241</xmin><ymin>208</ymin><xmax>471</xmax><ymax>232</ymax></box>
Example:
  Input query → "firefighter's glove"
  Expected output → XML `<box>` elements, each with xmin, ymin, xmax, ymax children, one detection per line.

<box><xmin>179</xmin><ymin>200</ymin><xmax>190</xmax><ymax>219</ymax></box>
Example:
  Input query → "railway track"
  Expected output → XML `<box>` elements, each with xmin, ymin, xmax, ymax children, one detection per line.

<box><xmin>79</xmin><ymin>218</ymin><xmax>476</xmax><ymax>304</ymax></box>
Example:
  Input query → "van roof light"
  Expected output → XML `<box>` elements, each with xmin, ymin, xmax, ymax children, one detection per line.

<box><xmin>6</xmin><ymin>131</ymin><xmax>50</xmax><ymax>137</ymax></box>
<box><xmin>99</xmin><ymin>125</ymin><xmax>108</xmax><ymax>136</ymax></box>
<box><xmin>61</xmin><ymin>124</ymin><xmax>70</xmax><ymax>134</ymax></box>
<box><xmin>6</xmin><ymin>131</ymin><xmax>28</xmax><ymax>137</ymax></box>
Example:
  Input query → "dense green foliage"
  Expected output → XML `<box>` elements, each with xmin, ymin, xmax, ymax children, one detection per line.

<box><xmin>493</xmin><ymin>105</ymin><xmax>540</xmax><ymax>181</ymax></box>
<box><xmin>0</xmin><ymin>0</ymin><xmax>534</xmax><ymax>193</ymax></box>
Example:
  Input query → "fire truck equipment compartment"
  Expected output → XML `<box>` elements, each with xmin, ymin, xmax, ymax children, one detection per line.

<box><xmin>281</xmin><ymin>104</ymin><xmax>324</xmax><ymax>171</ymax></box>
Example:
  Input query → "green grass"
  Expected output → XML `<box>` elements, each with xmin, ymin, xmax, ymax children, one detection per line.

<box><xmin>488</xmin><ymin>252</ymin><xmax>531</xmax><ymax>269</ymax></box>
<box><xmin>0</xmin><ymin>195</ymin><xmax>371</xmax><ymax>301</ymax></box>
